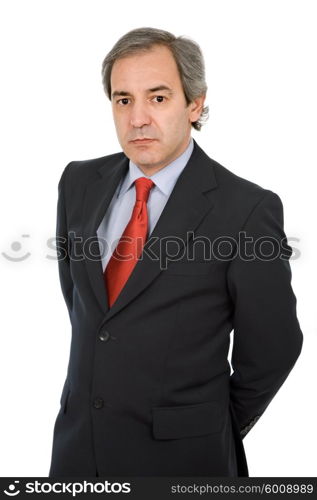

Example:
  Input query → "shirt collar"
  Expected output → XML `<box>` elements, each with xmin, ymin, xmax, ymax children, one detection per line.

<box><xmin>117</xmin><ymin>137</ymin><xmax>194</xmax><ymax>198</ymax></box>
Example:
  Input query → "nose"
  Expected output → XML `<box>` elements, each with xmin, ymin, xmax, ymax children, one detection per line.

<box><xmin>129</xmin><ymin>101</ymin><xmax>151</xmax><ymax>128</ymax></box>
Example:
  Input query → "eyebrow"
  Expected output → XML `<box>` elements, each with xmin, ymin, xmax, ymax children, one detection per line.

<box><xmin>111</xmin><ymin>85</ymin><xmax>174</xmax><ymax>99</ymax></box>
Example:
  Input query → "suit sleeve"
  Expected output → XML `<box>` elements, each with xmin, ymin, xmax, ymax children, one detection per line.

<box><xmin>227</xmin><ymin>190</ymin><xmax>303</xmax><ymax>439</ymax></box>
<box><xmin>56</xmin><ymin>161</ymin><xmax>74</xmax><ymax>320</ymax></box>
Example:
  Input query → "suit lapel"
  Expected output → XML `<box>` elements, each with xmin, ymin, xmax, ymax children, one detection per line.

<box><xmin>81</xmin><ymin>139</ymin><xmax>218</xmax><ymax>321</ymax></box>
<box><xmin>82</xmin><ymin>154</ymin><xmax>129</xmax><ymax>314</ymax></box>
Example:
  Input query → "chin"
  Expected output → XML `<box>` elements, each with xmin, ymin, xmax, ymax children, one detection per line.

<box><xmin>134</xmin><ymin>153</ymin><xmax>155</xmax><ymax>164</ymax></box>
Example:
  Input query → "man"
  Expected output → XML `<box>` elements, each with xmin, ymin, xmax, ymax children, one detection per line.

<box><xmin>49</xmin><ymin>27</ymin><xmax>303</xmax><ymax>477</ymax></box>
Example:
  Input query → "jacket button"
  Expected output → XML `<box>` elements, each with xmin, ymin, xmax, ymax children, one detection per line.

<box><xmin>99</xmin><ymin>330</ymin><xmax>110</xmax><ymax>342</ymax></box>
<box><xmin>93</xmin><ymin>397</ymin><xmax>104</xmax><ymax>409</ymax></box>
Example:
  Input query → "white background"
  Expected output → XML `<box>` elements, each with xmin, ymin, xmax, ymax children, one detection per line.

<box><xmin>0</xmin><ymin>0</ymin><xmax>316</xmax><ymax>477</ymax></box>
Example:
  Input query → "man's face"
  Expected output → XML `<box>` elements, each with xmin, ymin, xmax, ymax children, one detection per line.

<box><xmin>110</xmin><ymin>44</ymin><xmax>205</xmax><ymax>175</ymax></box>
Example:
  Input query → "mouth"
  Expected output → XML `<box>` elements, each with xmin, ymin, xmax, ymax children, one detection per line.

<box><xmin>130</xmin><ymin>138</ymin><xmax>156</xmax><ymax>145</ymax></box>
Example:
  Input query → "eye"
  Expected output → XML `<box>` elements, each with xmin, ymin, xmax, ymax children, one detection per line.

<box><xmin>152</xmin><ymin>95</ymin><xmax>166</xmax><ymax>103</ymax></box>
<box><xmin>115</xmin><ymin>95</ymin><xmax>167</xmax><ymax>105</ymax></box>
<box><xmin>116</xmin><ymin>98</ymin><xmax>130</xmax><ymax>105</ymax></box>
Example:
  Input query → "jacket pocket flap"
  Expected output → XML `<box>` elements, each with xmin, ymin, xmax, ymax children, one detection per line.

<box><xmin>152</xmin><ymin>401</ymin><xmax>221</xmax><ymax>440</ymax></box>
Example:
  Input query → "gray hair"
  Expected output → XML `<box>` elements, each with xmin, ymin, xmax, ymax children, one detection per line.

<box><xmin>101</xmin><ymin>27</ymin><xmax>209</xmax><ymax>131</ymax></box>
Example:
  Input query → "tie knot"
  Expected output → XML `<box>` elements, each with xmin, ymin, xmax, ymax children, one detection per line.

<box><xmin>134</xmin><ymin>177</ymin><xmax>155</xmax><ymax>203</ymax></box>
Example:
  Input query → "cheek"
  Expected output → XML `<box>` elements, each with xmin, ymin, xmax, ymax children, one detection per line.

<box><xmin>161</xmin><ymin>118</ymin><xmax>185</xmax><ymax>142</ymax></box>
<box><xmin>158</xmin><ymin>110</ymin><xmax>182</xmax><ymax>132</ymax></box>
<box><xmin>169</xmin><ymin>105</ymin><xmax>187</xmax><ymax>126</ymax></box>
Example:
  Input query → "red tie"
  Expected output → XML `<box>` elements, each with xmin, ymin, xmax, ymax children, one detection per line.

<box><xmin>104</xmin><ymin>176</ymin><xmax>155</xmax><ymax>307</ymax></box>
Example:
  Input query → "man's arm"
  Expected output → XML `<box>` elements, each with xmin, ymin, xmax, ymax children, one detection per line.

<box><xmin>227</xmin><ymin>190</ymin><xmax>303</xmax><ymax>438</ymax></box>
<box><xmin>56</xmin><ymin>161</ymin><xmax>74</xmax><ymax>320</ymax></box>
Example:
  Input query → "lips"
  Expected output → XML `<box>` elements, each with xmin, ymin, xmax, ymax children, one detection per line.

<box><xmin>131</xmin><ymin>138</ymin><xmax>155</xmax><ymax>143</ymax></box>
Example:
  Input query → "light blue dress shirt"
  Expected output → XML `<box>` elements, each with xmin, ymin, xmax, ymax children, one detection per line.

<box><xmin>97</xmin><ymin>137</ymin><xmax>194</xmax><ymax>272</ymax></box>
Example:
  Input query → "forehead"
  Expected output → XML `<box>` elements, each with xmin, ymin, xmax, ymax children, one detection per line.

<box><xmin>111</xmin><ymin>44</ymin><xmax>182</xmax><ymax>89</ymax></box>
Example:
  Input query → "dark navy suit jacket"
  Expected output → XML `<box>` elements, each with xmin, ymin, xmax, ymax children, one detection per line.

<box><xmin>49</xmin><ymin>139</ymin><xmax>303</xmax><ymax>477</ymax></box>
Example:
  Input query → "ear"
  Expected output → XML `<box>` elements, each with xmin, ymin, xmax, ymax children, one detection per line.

<box><xmin>189</xmin><ymin>95</ymin><xmax>206</xmax><ymax>123</ymax></box>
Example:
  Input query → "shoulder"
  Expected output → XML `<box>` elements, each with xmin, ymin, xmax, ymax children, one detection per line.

<box><xmin>194</xmin><ymin>142</ymin><xmax>284</xmax><ymax>229</ymax></box>
<box><xmin>212</xmin><ymin>157</ymin><xmax>273</xmax><ymax>200</ymax></box>
<box><xmin>58</xmin><ymin>150</ymin><xmax>125</xmax><ymax>191</ymax></box>
<box><xmin>65</xmin><ymin>150</ymin><xmax>124</xmax><ymax>178</ymax></box>
<box><xmin>194</xmin><ymin>140</ymin><xmax>275</xmax><ymax>206</ymax></box>
<box><xmin>213</xmin><ymin>158</ymin><xmax>282</xmax><ymax>208</ymax></box>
